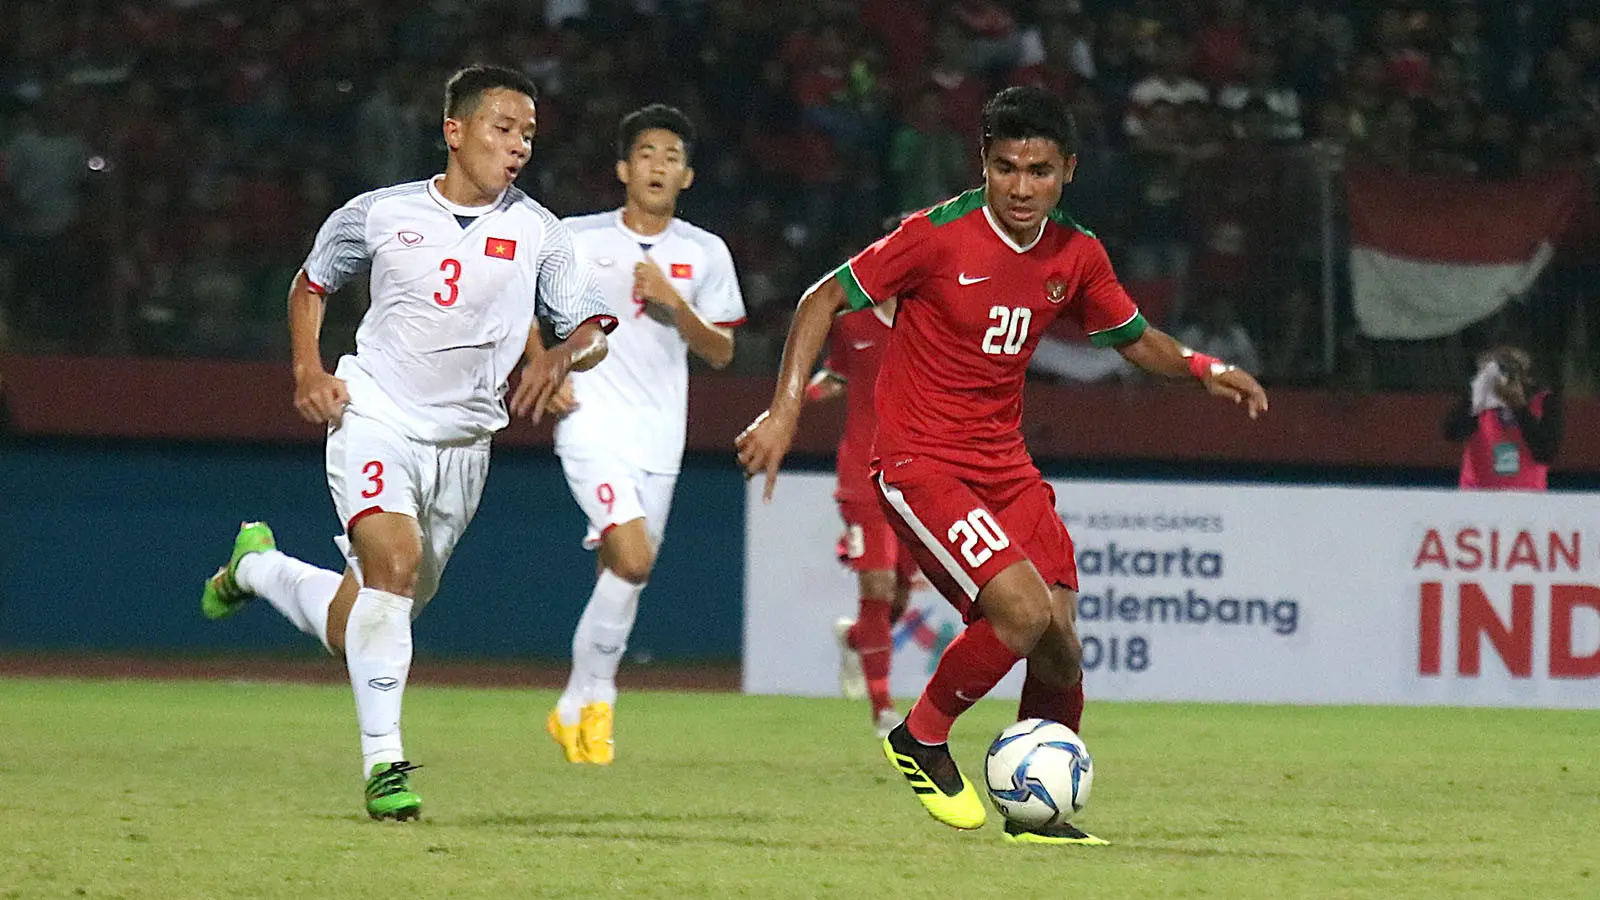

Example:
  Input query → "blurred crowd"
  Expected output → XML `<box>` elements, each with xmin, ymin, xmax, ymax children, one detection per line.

<box><xmin>2</xmin><ymin>0</ymin><xmax>1599</xmax><ymax>391</ymax></box>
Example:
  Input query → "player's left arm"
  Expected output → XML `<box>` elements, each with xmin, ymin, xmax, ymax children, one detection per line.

<box><xmin>1117</xmin><ymin>325</ymin><xmax>1268</xmax><ymax>418</ymax></box>
<box><xmin>1072</xmin><ymin>235</ymin><xmax>1266</xmax><ymax>418</ymax></box>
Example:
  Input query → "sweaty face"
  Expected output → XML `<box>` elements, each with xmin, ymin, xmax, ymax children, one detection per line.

<box><xmin>446</xmin><ymin>88</ymin><xmax>537</xmax><ymax>198</ymax></box>
<box><xmin>982</xmin><ymin>137</ymin><xmax>1075</xmax><ymax>242</ymax></box>
<box><xmin>618</xmin><ymin>127</ymin><xmax>692</xmax><ymax>216</ymax></box>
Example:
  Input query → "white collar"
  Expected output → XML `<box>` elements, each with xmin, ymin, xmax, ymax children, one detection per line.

<box><xmin>614</xmin><ymin>208</ymin><xmax>675</xmax><ymax>245</ymax></box>
<box><xmin>428</xmin><ymin>176</ymin><xmax>503</xmax><ymax>216</ymax></box>
<box><xmin>982</xmin><ymin>201</ymin><xmax>1046</xmax><ymax>253</ymax></box>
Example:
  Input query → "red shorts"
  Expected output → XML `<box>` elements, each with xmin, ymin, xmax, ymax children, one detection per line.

<box><xmin>837</xmin><ymin>499</ymin><xmax>921</xmax><ymax>580</ymax></box>
<box><xmin>875</xmin><ymin>457</ymin><xmax>1077</xmax><ymax>623</ymax></box>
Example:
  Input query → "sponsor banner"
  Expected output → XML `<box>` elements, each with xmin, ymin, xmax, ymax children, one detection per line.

<box><xmin>743</xmin><ymin>475</ymin><xmax>1600</xmax><ymax>707</ymax></box>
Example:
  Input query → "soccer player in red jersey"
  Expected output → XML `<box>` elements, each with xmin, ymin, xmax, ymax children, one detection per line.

<box><xmin>737</xmin><ymin>86</ymin><xmax>1267</xmax><ymax>845</ymax></box>
<box><xmin>805</xmin><ymin>297</ymin><xmax>919</xmax><ymax>738</ymax></box>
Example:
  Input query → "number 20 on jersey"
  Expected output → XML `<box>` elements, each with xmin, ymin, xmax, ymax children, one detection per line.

<box><xmin>982</xmin><ymin>305</ymin><xmax>1031</xmax><ymax>355</ymax></box>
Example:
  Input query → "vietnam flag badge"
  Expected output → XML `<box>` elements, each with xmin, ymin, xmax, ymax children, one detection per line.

<box><xmin>669</xmin><ymin>263</ymin><xmax>693</xmax><ymax>279</ymax></box>
<box><xmin>485</xmin><ymin>237</ymin><xmax>517</xmax><ymax>260</ymax></box>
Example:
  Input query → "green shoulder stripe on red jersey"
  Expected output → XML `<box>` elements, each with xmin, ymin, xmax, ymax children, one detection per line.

<box><xmin>1088</xmin><ymin>310</ymin><xmax>1148</xmax><ymax>348</ymax></box>
<box><xmin>1052</xmin><ymin>209</ymin><xmax>1095</xmax><ymax>237</ymax></box>
<box><xmin>925</xmin><ymin>189</ymin><xmax>986</xmax><ymax>226</ymax></box>
<box><xmin>834</xmin><ymin>262</ymin><xmax>877</xmax><ymax>311</ymax></box>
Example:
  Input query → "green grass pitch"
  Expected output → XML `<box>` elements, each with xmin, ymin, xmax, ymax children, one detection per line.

<box><xmin>2</xmin><ymin>677</ymin><xmax>1597</xmax><ymax>899</ymax></box>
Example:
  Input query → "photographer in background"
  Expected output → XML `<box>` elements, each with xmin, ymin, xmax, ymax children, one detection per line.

<box><xmin>1444</xmin><ymin>346</ymin><xmax>1564</xmax><ymax>491</ymax></box>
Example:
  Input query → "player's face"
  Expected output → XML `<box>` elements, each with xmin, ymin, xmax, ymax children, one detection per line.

<box><xmin>617</xmin><ymin>127</ymin><xmax>693</xmax><ymax>216</ymax></box>
<box><xmin>444</xmin><ymin>88</ymin><xmax>537</xmax><ymax>198</ymax></box>
<box><xmin>981</xmin><ymin>138</ymin><xmax>1077</xmax><ymax>242</ymax></box>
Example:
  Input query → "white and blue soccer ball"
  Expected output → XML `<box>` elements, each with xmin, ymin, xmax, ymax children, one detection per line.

<box><xmin>983</xmin><ymin>718</ymin><xmax>1094</xmax><ymax>829</ymax></box>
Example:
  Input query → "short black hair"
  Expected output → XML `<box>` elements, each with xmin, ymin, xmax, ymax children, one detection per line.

<box><xmin>980</xmin><ymin>86</ymin><xmax>1078</xmax><ymax>157</ymax></box>
<box><xmin>443</xmin><ymin>64</ymin><xmax>538</xmax><ymax>120</ymax></box>
<box><xmin>617</xmin><ymin>104</ymin><xmax>696</xmax><ymax>162</ymax></box>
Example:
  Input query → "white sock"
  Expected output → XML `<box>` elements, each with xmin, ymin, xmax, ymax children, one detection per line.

<box><xmin>236</xmin><ymin>550</ymin><xmax>340</xmax><ymax>646</ymax></box>
<box><xmin>557</xmin><ymin>570</ymin><xmax>642</xmax><ymax>720</ymax></box>
<box><xmin>344</xmin><ymin>587</ymin><xmax>414</xmax><ymax>777</ymax></box>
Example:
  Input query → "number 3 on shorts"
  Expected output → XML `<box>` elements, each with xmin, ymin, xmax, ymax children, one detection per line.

<box><xmin>948</xmin><ymin>508</ymin><xmax>1009</xmax><ymax>567</ymax></box>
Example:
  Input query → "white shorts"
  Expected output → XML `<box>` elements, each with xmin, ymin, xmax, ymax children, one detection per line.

<box><xmin>326</xmin><ymin>409</ymin><xmax>491</xmax><ymax>611</ymax></box>
<box><xmin>559</xmin><ymin>455</ymin><xmax>677</xmax><ymax>551</ymax></box>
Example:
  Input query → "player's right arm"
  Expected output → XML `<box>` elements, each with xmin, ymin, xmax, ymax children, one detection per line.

<box><xmin>737</xmin><ymin>216</ymin><xmax>933</xmax><ymax>499</ymax></box>
<box><xmin>291</xmin><ymin>198</ymin><xmax>374</xmax><ymax>424</ymax></box>
<box><xmin>288</xmin><ymin>270</ymin><xmax>349</xmax><ymax>424</ymax></box>
<box><xmin>735</xmin><ymin>277</ymin><xmax>851</xmax><ymax>499</ymax></box>
<box><xmin>511</xmin><ymin>215</ymin><xmax>617</xmax><ymax>423</ymax></box>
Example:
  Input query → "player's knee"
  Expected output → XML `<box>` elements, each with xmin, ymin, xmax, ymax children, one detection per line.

<box><xmin>988</xmin><ymin>592</ymin><xmax>1052</xmax><ymax>656</ymax></box>
<box><xmin>607</xmin><ymin>544</ymin><xmax>655</xmax><ymax>585</ymax></box>
<box><xmin>360</xmin><ymin>545</ymin><xmax>423</xmax><ymax>597</ymax></box>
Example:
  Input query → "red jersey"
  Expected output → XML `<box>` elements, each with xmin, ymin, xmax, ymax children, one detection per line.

<box><xmin>823</xmin><ymin>306</ymin><xmax>895</xmax><ymax>502</ymax></box>
<box><xmin>834</xmin><ymin>189</ymin><xmax>1144</xmax><ymax>476</ymax></box>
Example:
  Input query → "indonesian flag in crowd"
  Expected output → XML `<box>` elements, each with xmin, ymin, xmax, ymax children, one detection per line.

<box><xmin>1346</xmin><ymin>169</ymin><xmax>1585</xmax><ymax>340</ymax></box>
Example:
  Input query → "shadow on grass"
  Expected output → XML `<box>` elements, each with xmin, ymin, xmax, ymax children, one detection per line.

<box><xmin>448</xmin><ymin>810</ymin><xmax>870</xmax><ymax>852</ymax></box>
<box><xmin>467</xmin><ymin>810</ymin><xmax>767</xmax><ymax>827</ymax></box>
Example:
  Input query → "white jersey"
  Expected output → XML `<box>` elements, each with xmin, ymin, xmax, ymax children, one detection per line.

<box><xmin>302</xmin><ymin>177</ymin><xmax>613</xmax><ymax>443</ymax></box>
<box><xmin>554</xmin><ymin>210</ymin><xmax>745</xmax><ymax>473</ymax></box>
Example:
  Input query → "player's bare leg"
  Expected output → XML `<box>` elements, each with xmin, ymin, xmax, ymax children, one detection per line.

<box><xmin>1004</xmin><ymin>585</ymin><xmax>1108</xmax><ymax>845</ymax></box>
<box><xmin>554</xmin><ymin>517</ymin><xmax>652</xmax><ymax>764</ymax></box>
<box><xmin>886</xmin><ymin>560</ymin><xmax>1053</xmax><ymax>830</ymax></box>
<box><xmin>341</xmin><ymin>512</ymin><xmax>424</xmax><ymax>820</ymax></box>
<box><xmin>1019</xmin><ymin>586</ymin><xmax>1084</xmax><ymax>731</ymax></box>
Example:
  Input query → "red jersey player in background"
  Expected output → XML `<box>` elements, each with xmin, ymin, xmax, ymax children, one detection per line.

<box><xmin>738</xmin><ymin>86</ymin><xmax>1267</xmax><ymax>846</ymax></box>
<box><xmin>804</xmin><ymin>296</ymin><xmax>919</xmax><ymax>738</ymax></box>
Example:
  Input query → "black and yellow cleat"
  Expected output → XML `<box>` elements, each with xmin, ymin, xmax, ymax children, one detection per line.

<box><xmin>1000</xmin><ymin>820</ymin><xmax>1110</xmax><ymax>846</ymax></box>
<box><xmin>881</xmin><ymin>722</ymin><xmax>986</xmax><ymax>830</ymax></box>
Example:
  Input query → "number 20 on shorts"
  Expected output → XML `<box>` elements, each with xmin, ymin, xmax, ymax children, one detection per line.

<box><xmin>948</xmin><ymin>508</ymin><xmax>1010</xmax><ymax>567</ymax></box>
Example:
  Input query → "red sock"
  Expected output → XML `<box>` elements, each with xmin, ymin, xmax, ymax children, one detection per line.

<box><xmin>849</xmin><ymin>596</ymin><xmax>895</xmax><ymax>715</ymax></box>
<box><xmin>905</xmin><ymin>619</ymin><xmax>1020</xmax><ymax>744</ymax></box>
<box><xmin>1018</xmin><ymin>671</ymin><xmax>1085</xmax><ymax>733</ymax></box>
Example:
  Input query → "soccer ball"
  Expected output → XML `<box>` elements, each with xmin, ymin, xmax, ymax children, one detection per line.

<box><xmin>983</xmin><ymin>718</ymin><xmax>1094</xmax><ymax>829</ymax></box>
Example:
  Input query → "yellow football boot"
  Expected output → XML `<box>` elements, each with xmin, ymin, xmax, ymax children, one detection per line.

<box><xmin>1000</xmin><ymin>820</ymin><xmax>1111</xmax><ymax>846</ymax></box>
<box><xmin>579</xmin><ymin>702</ymin><xmax>614</xmax><ymax>765</ymax></box>
<box><xmin>546</xmin><ymin>708</ymin><xmax>584</xmax><ymax>764</ymax></box>
<box><xmin>882</xmin><ymin>722</ymin><xmax>986</xmax><ymax>830</ymax></box>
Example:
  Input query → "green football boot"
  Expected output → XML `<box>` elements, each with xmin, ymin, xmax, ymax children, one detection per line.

<box><xmin>199</xmin><ymin>521</ymin><xmax>277</xmax><ymax>620</ymax></box>
<box><xmin>365</xmin><ymin>761</ymin><xmax>423</xmax><ymax>821</ymax></box>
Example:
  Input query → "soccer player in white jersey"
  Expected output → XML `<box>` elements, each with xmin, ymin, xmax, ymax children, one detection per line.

<box><xmin>543</xmin><ymin>104</ymin><xmax>746</xmax><ymax>764</ymax></box>
<box><xmin>197</xmin><ymin>65</ymin><xmax>616</xmax><ymax>820</ymax></box>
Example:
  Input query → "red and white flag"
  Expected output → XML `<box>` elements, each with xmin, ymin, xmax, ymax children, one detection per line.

<box><xmin>1346</xmin><ymin>170</ymin><xmax>1584</xmax><ymax>339</ymax></box>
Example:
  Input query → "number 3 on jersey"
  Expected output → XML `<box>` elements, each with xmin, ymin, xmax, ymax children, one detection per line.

<box><xmin>981</xmin><ymin>306</ymin><xmax>1031</xmax><ymax>355</ymax></box>
<box><xmin>948</xmin><ymin>508</ymin><xmax>1010</xmax><ymax>567</ymax></box>
<box><xmin>435</xmin><ymin>258</ymin><xmax>462</xmax><ymax>307</ymax></box>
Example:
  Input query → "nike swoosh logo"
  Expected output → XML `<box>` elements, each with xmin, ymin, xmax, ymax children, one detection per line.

<box><xmin>955</xmin><ymin>690</ymin><xmax>981</xmax><ymax>702</ymax></box>
<box><xmin>852</xmin><ymin>341</ymin><xmax>875</xmax><ymax>350</ymax></box>
<box><xmin>957</xmin><ymin>273</ymin><xmax>991</xmax><ymax>285</ymax></box>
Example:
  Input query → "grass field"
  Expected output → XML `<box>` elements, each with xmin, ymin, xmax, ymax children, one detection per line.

<box><xmin>2</xmin><ymin>677</ymin><xmax>1597</xmax><ymax>899</ymax></box>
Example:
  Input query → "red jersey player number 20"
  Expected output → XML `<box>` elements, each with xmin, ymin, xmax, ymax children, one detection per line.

<box><xmin>834</xmin><ymin>188</ymin><xmax>1144</xmax><ymax>476</ymax></box>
